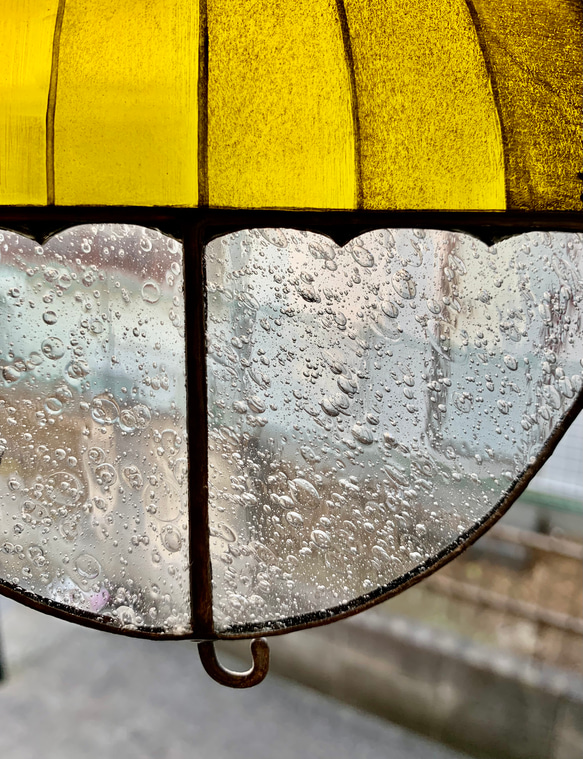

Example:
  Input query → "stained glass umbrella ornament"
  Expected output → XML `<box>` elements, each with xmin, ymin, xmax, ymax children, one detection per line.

<box><xmin>0</xmin><ymin>1</ymin><xmax>581</xmax><ymax>688</ymax></box>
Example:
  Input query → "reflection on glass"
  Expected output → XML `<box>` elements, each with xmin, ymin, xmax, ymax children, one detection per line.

<box><xmin>0</xmin><ymin>225</ymin><xmax>190</xmax><ymax>634</ymax></box>
<box><xmin>206</xmin><ymin>229</ymin><xmax>583</xmax><ymax>633</ymax></box>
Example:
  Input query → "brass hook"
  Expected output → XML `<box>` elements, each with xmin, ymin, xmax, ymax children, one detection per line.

<box><xmin>197</xmin><ymin>637</ymin><xmax>270</xmax><ymax>688</ymax></box>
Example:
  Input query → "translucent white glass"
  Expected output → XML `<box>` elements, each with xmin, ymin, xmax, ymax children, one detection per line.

<box><xmin>206</xmin><ymin>229</ymin><xmax>583</xmax><ymax>633</ymax></box>
<box><xmin>0</xmin><ymin>225</ymin><xmax>190</xmax><ymax>634</ymax></box>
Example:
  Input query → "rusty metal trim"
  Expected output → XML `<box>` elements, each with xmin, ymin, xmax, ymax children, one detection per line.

<box><xmin>0</xmin><ymin>207</ymin><xmax>581</xmax><ymax>248</ymax></box>
<box><xmin>0</xmin><ymin>579</ymin><xmax>190</xmax><ymax>640</ymax></box>
<box><xmin>198</xmin><ymin>638</ymin><xmax>269</xmax><ymax>687</ymax></box>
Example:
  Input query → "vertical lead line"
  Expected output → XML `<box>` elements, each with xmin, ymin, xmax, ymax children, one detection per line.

<box><xmin>46</xmin><ymin>0</ymin><xmax>67</xmax><ymax>205</ymax></box>
<box><xmin>334</xmin><ymin>0</ymin><xmax>363</xmax><ymax>210</ymax></box>
<box><xmin>183</xmin><ymin>224</ymin><xmax>214</xmax><ymax>639</ymax></box>
<box><xmin>198</xmin><ymin>0</ymin><xmax>209</xmax><ymax>207</ymax></box>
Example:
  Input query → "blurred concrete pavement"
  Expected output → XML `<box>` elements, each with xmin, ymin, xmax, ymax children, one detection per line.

<box><xmin>0</xmin><ymin>598</ymin><xmax>470</xmax><ymax>759</ymax></box>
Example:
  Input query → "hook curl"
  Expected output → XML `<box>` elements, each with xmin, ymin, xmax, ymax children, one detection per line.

<box><xmin>198</xmin><ymin>637</ymin><xmax>270</xmax><ymax>688</ymax></box>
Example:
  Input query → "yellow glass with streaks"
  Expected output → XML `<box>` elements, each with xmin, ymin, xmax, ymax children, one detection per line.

<box><xmin>0</xmin><ymin>0</ymin><xmax>580</xmax><ymax>210</ymax></box>
<box><xmin>0</xmin><ymin>1</ymin><xmax>60</xmax><ymax>205</ymax></box>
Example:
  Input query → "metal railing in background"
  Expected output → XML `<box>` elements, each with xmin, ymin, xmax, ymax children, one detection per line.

<box><xmin>419</xmin><ymin>523</ymin><xmax>583</xmax><ymax>672</ymax></box>
<box><xmin>488</xmin><ymin>524</ymin><xmax>583</xmax><ymax>561</ymax></box>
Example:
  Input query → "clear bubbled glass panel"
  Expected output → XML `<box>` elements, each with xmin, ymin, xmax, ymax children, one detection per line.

<box><xmin>0</xmin><ymin>225</ymin><xmax>190</xmax><ymax>634</ymax></box>
<box><xmin>206</xmin><ymin>228</ymin><xmax>583</xmax><ymax>634</ymax></box>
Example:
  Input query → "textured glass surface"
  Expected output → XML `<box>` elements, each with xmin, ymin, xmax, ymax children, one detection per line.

<box><xmin>0</xmin><ymin>225</ymin><xmax>190</xmax><ymax>634</ymax></box>
<box><xmin>207</xmin><ymin>229</ymin><xmax>583</xmax><ymax>633</ymax></box>
<box><xmin>1</xmin><ymin>2</ymin><xmax>580</xmax><ymax>210</ymax></box>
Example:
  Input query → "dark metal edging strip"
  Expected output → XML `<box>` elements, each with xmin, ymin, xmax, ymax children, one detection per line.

<box><xmin>0</xmin><ymin>208</ymin><xmax>581</xmax><ymax>248</ymax></box>
<box><xmin>184</xmin><ymin>222</ymin><xmax>214</xmax><ymax>640</ymax></box>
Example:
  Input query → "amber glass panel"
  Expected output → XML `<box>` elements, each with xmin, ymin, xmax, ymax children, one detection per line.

<box><xmin>206</xmin><ymin>229</ymin><xmax>583</xmax><ymax>633</ymax></box>
<box><xmin>0</xmin><ymin>1</ymin><xmax>59</xmax><ymax>205</ymax></box>
<box><xmin>0</xmin><ymin>226</ymin><xmax>190</xmax><ymax>634</ymax></box>
<box><xmin>207</xmin><ymin>0</ymin><xmax>357</xmax><ymax>209</ymax></box>
<box><xmin>342</xmin><ymin>0</ymin><xmax>506</xmax><ymax>210</ymax></box>
<box><xmin>54</xmin><ymin>1</ymin><xmax>199</xmax><ymax>206</ymax></box>
<box><xmin>469</xmin><ymin>0</ymin><xmax>583</xmax><ymax>210</ymax></box>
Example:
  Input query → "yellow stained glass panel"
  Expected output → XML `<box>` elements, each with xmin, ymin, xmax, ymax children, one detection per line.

<box><xmin>207</xmin><ymin>0</ymin><xmax>357</xmax><ymax>209</ymax></box>
<box><xmin>469</xmin><ymin>0</ymin><xmax>583</xmax><ymax>211</ymax></box>
<box><xmin>343</xmin><ymin>0</ymin><xmax>506</xmax><ymax>210</ymax></box>
<box><xmin>0</xmin><ymin>1</ymin><xmax>60</xmax><ymax>205</ymax></box>
<box><xmin>54</xmin><ymin>0</ymin><xmax>198</xmax><ymax>206</ymax></box>
<box><xmin>0</xmin><ymin>1</ymin><xmax>580</xmax><ymax>210</ymax></box>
